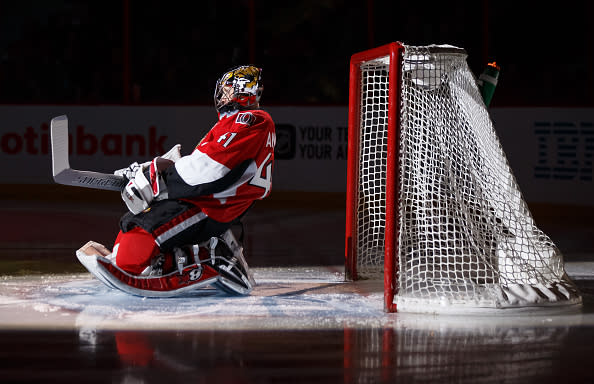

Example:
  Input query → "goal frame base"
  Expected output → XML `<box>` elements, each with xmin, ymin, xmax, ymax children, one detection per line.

<box><xmin>396</xmin><ymin>298</ymin><xmax>582</xmax><ymax>316</ymax></box>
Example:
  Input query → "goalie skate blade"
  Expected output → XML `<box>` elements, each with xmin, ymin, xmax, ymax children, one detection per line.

<box><xmin>76</xmin><ymin>245</ymin><xmax>219</xmax><ymax>298</ymax></box>
<box><xmin>214</xmin><ymin>277</ymin><xmax>252</xmax><ymax>296</ymax></box>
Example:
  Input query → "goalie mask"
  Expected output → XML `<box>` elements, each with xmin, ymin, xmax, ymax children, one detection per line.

<box><xmin>214</xmin><ymin>65</ymin><xmax>263</xmax><ymax>112</ymax></box>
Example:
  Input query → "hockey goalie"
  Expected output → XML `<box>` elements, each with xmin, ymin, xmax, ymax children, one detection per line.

<box><xmin>75</xmin><ymin>65</ymin><xmax>275</xmax><ymax>297</ymax></box>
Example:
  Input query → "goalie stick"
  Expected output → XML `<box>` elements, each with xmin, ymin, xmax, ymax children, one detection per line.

<box><xmin>50</xmin><ymin>115</ymin><xmax>126</xmax><ymax>191</ymax></box>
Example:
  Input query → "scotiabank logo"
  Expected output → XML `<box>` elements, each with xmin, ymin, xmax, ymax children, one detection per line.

<box><xmin>0</xmin><ymin>123</ymin><xmax>168</xmax><ymax>156</ymax></box>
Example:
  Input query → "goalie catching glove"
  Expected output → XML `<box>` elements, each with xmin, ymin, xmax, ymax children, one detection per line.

<box><xmin>115</xmin><ymin>144</ymin><xmax>182</xmax><ymax>214</ymax></box>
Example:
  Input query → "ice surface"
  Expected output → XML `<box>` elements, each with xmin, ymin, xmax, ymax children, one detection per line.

<box><xmin>0</xmin><ymin>263</ymin><xmax>593</xmax><ymax>332</ymax></box>
<box><xmin>0</xmin><ymin>267</ymin><xmax>392</xmax><ymax>330</ymax></box>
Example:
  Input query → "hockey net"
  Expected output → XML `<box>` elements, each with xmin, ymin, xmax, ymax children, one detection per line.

<box><xmin>345</xmin><ymin>42</ymin><xmax>582</xmax><ymax>313</ymax></box>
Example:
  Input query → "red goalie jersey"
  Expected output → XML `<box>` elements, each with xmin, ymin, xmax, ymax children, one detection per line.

<box><xmin>163</xmin><ymin>108</ymin><xmax>275</xmax><ymax>223</ymax></box>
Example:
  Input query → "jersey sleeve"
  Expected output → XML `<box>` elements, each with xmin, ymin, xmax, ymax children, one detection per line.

<box><xmin>163</xmin><ymin>110</ymin><xmax>272</xmax><ymax>199</ymax></box>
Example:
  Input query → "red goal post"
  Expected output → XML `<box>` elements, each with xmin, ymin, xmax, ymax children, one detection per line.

<box><xmin>346</xmin><ymin>42</ymin><xmax>403</xmax><ymax>312</ymax></box>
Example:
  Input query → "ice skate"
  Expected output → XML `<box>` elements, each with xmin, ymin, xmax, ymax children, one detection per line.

<box><xmin>204</xmin><ymin>229</ymin><xmax>256</xmax><ymax>295</ymax></box>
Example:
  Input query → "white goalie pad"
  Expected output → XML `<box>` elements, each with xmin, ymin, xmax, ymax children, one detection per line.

<box><xmin>76</xmin><ymin>241</ymin><xmax>219</xmax><ymax>298</ymax></box>
<box><xmin>76</xmin><ymin>231</ymin><xmax>256</xmax><ymax>297</ymax></box>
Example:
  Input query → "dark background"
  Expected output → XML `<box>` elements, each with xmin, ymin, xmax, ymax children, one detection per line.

<box><xmin>1</xmin><ymin>0</ymin><xmax>592</xmax><ymax>108</ymax></box>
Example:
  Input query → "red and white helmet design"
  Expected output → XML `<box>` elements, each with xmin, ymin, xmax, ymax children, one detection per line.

<box><xmin>214</xmin><ymin>65</ymin><xmax>263</xmax><ymax>112</ymax></box>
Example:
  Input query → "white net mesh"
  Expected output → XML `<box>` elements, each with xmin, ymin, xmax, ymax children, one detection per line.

<box><xmin>354</xmin><ymin>45</ymin><xmax>581</xmax><ymax>311</ymax></box>
<box><xmin>356</xmin><ymin>57</ymin><xmax>391</xmax><ymax>277</ymax></box>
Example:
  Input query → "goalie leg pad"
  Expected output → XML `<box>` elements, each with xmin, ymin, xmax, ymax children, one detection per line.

<box><xmin>76</xmin><ymin>229</ymin><xmax>254</xmax><ymax>297</ymax></box>
<box><xmin>77</xmin><ymin>241</ymin><xmax>219</xmax><ymax>297</ymax></box>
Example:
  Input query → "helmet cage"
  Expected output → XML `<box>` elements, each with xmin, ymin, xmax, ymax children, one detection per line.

<box><xmin>214</xmin><ymin>66</ymin><xmax>262</xmax><ymax>112</ymax></box>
